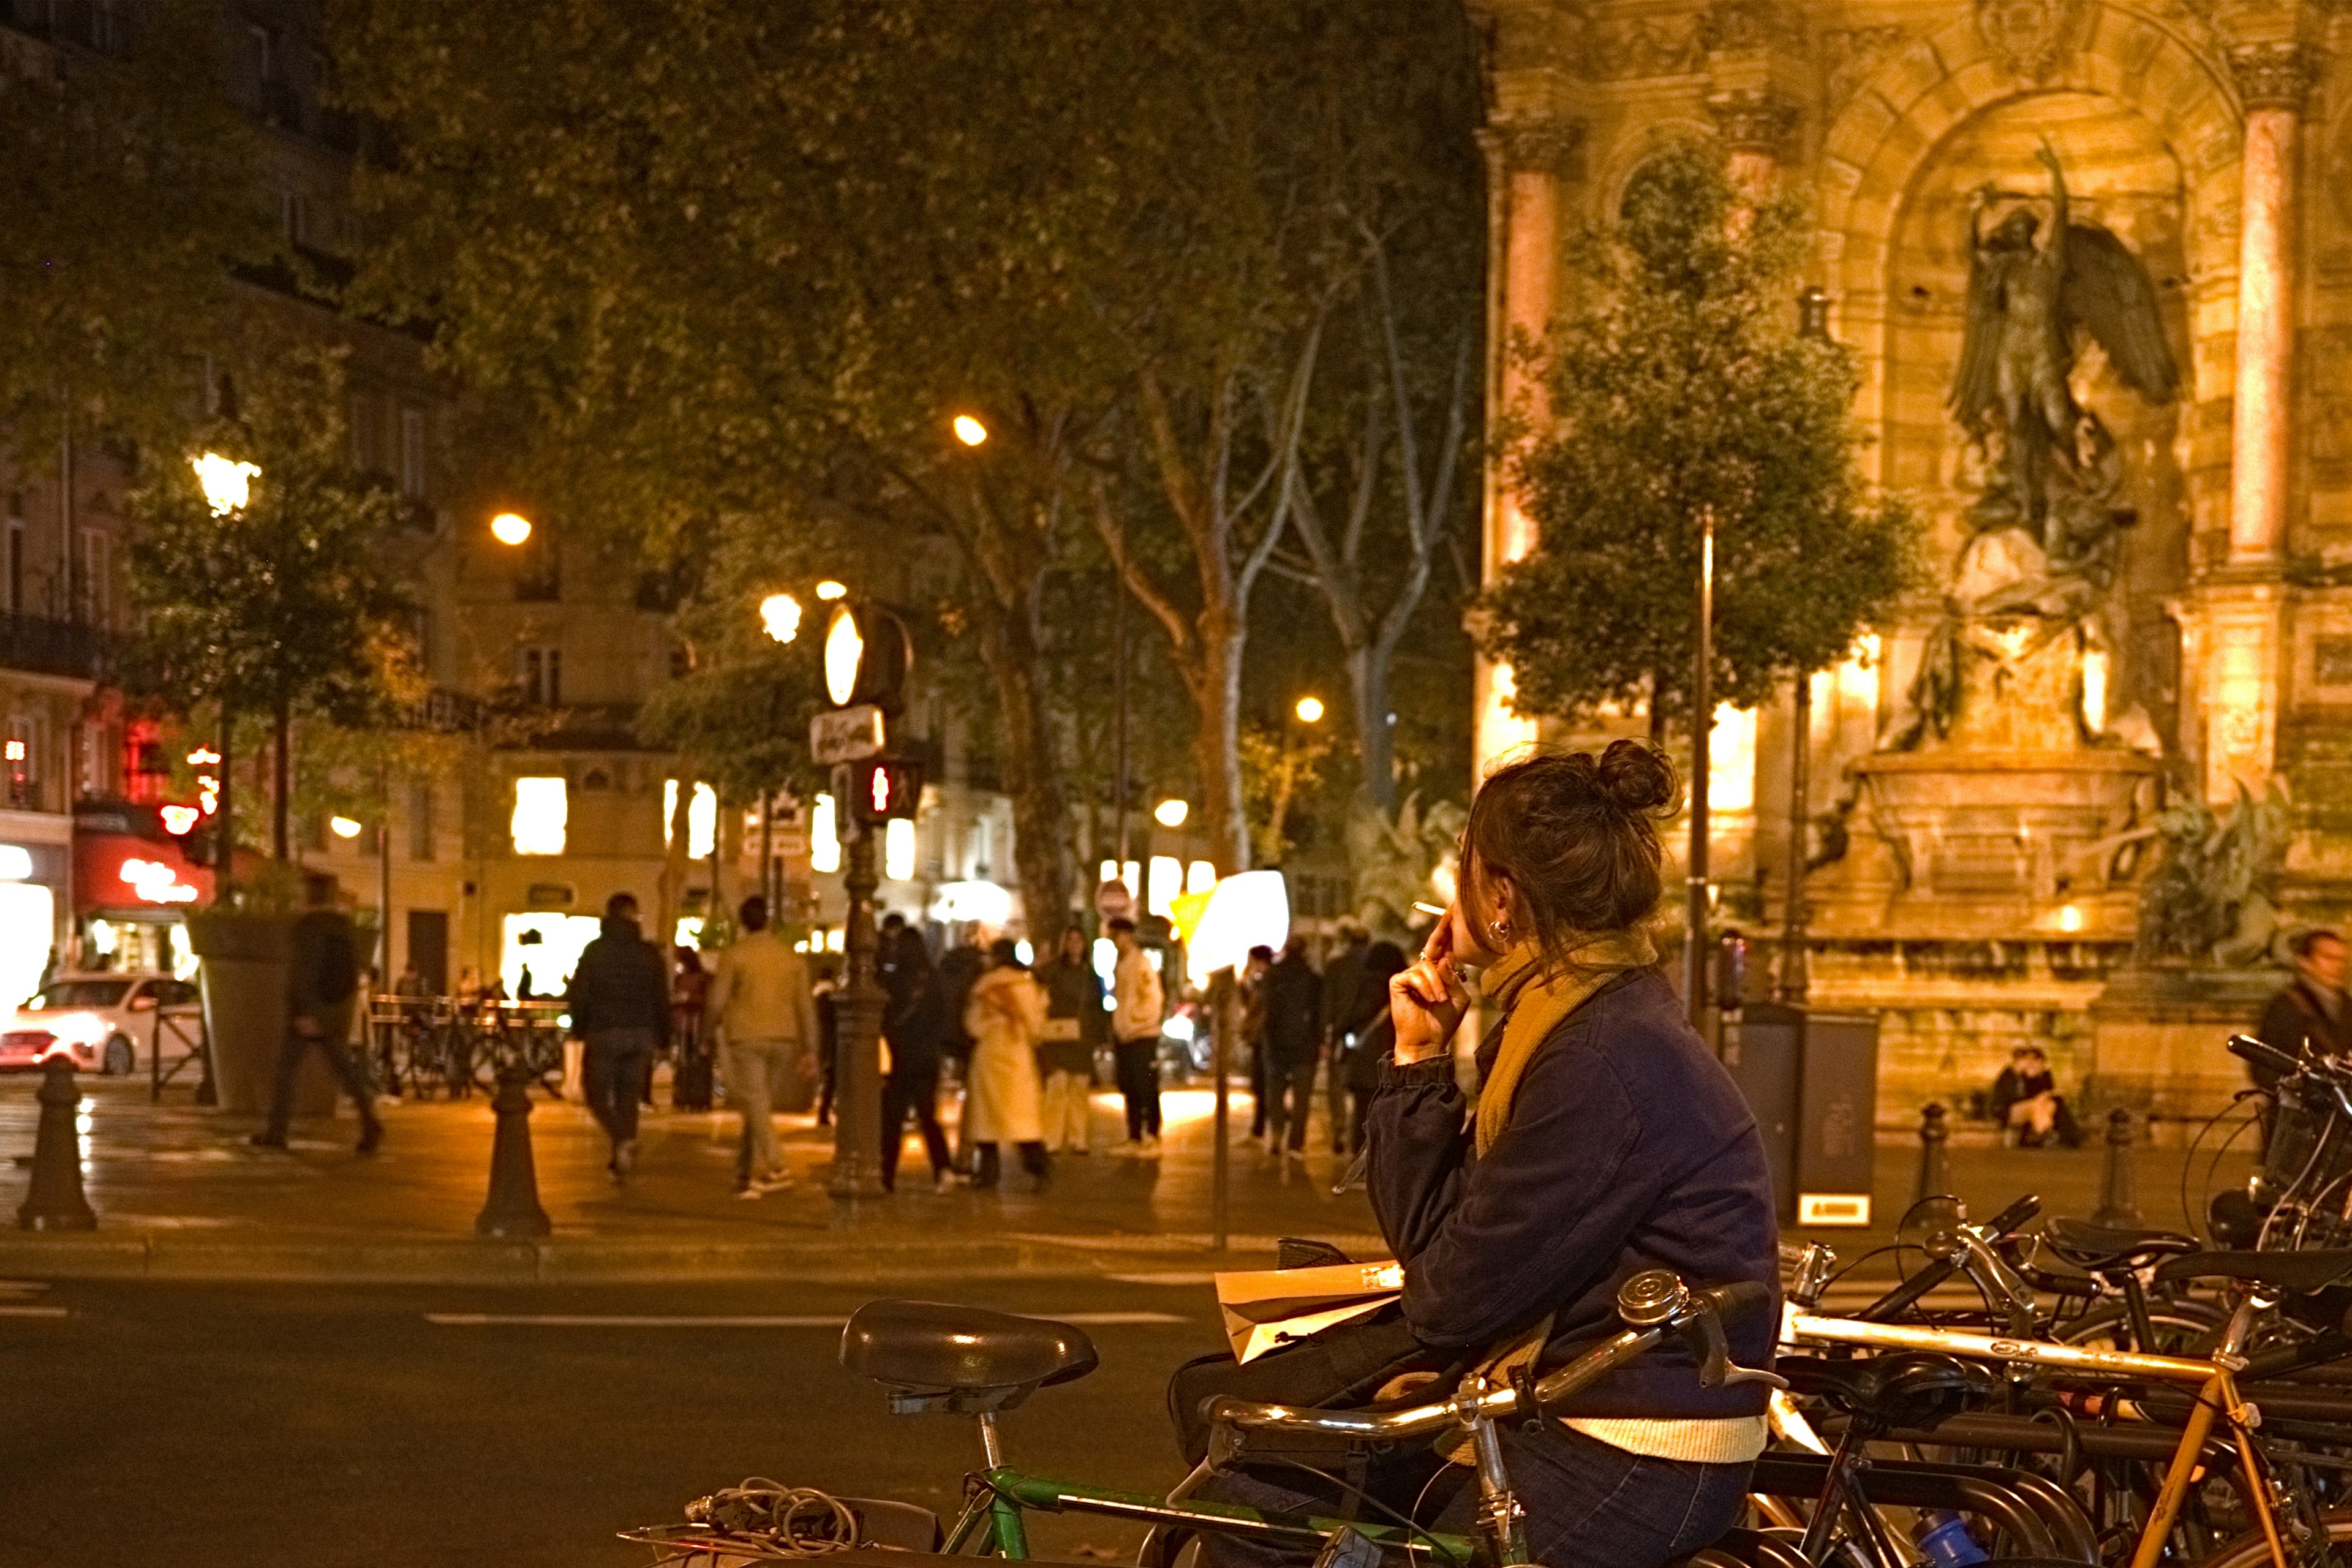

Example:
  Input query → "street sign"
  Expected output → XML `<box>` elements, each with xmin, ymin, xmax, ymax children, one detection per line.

<box><xmin>810</xmin><ymin>704</ymin><xmax>886</xmax><ymax>764</ymax></box>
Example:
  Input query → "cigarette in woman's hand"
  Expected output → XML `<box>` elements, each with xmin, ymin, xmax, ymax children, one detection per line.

<box><xmin>1412</xmin><ymin>901</ymin><xmax>1446</xmax><ymax>917</ymax></box>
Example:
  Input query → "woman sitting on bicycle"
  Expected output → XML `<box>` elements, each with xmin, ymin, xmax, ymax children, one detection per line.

<box><xmin>1369</xmin><ymin>742</ymin><xmax>1777</xmax><ymax>1568</ymax></box>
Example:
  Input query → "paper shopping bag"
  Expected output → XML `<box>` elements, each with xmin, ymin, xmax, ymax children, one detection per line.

<box><xmin>1214</xmin><ymin>1260</ymin><xmax>1404</xmax><ymax>1363</ymax></box>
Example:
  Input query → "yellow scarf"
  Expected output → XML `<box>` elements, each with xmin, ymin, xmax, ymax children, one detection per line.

<box><xmin>1472</xmin><ymin>931</ymin><xmax>1657</xmax><ymax>1157</ymax></box>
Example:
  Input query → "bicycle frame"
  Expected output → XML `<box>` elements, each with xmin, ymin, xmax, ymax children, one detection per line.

<box><xmin>1784</xmin><ymin>1298</ymin><xmax>2291</xmax><ymax>1568</ymax></box>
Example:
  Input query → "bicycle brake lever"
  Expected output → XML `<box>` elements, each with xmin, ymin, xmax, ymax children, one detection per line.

<box><xmin>1676</xmin><ymin>1305</ymin><xmax>1790</xmax><ymax>1391</ymax></box>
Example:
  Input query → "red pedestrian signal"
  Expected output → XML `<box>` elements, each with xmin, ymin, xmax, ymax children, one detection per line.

<box><xmin>848</xmin><ymin>759</ymin><xmax>923</xmax><ymax>824</ymax></box>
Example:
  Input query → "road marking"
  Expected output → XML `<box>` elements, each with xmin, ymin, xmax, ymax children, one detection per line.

<box><xmin>1107</xmin><ymin>1272</ymin><xmax>1217</xmax><ymax>1286</ymax></box>
<box><xmin>0</xmin><ymin>1306</ymin><xmax>68</xmax><ymax>1318</ymax></box>
<box><xmin>424</xmin><ymin>1310</ymin><xmax>1186</xmax><ymax>1329</ymax></box>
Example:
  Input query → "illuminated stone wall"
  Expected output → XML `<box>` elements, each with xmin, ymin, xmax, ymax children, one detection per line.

<box><xmin>1472</xmin><ymin>0</ymin><xmax>2352</xmax><ymax>1123</ymax></box>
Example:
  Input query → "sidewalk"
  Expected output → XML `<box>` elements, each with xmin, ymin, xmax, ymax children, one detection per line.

<box><xmin>0</xmin><ymin>1073</ymin><xmax>2257</xmax><ymax>1283</ymax></box>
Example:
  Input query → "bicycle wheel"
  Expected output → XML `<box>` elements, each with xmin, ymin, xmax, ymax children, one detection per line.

<box><xmin>2197</xmin><ymin>1510</ymin><xmax>2352</xmax><ymax>1568</ymax></box>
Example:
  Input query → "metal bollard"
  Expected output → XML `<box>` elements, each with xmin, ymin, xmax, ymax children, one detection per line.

<box><xmin>17</xmin><ymin>1055</ymin><xmax>96</xmax><ymax>1231</ymax></box>
<box><xmin>2090</xmin><ymin>1106</ymin><xmax>2141</xmax><ymax>1227</ymax></box>
<box><xmin>475</xmin><ymin>1068</ymin><xmax>552</xmax><ymax>1239</ymax></box>
<box><xmin>1913</xmin><ymin>1101</ymin><xmax>1953</xmax><ymax>1208</ymax></box>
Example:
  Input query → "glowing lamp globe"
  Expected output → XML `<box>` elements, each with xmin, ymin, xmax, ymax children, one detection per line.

<box><xmin>490</xmin><ymin>512</ymin><xmax>533</xmax><ymax>546</ymax></box>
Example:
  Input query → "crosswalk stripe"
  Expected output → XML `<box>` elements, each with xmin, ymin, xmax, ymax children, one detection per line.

<box><xmin>424</xmin><ymin>1310</ymin><xmax>1186</xmax><ymax>1329</ymax></box>
<box><xmin>0</xmin><ymin>1306</ymin><xmax>68</xmax><ymax>1318</ymax></box>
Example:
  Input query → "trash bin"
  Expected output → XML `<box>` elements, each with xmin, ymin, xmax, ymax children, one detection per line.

<box><xmin>1723</xmin><ymin>1003</ymin><xmax>1879</xmax><ymax>1227</ymax></box>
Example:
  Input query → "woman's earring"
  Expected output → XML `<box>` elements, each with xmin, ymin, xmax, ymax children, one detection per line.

<box><xmin>1490</xmin><ymin>920</ymin><xmax>1511</xmax><ymax>944</ymax></box>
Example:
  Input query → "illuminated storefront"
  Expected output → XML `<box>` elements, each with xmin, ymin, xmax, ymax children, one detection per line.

<box><xmin>72</xmin><ymin>801</ymin><xmax>209</xmax><ymax>979</ymax></box>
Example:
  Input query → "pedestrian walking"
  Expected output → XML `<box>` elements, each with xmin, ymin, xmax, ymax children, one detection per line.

<box><xmin>1240</xmin><ymin>945</ymin><xmax>1272</xmax><ymax>1140</ymax></box>
<box><xmin>704</xmin><ymin>896</ymin><xmax>817</xmax><ymax>1196</ymax></box>
<box><xmin>877</xmin><ymin>918</ymin><xmax>955</xmax><ymax>1191</ymax></box>
<box><xmin>1318</xmin><ymin>922</ymin><xmax>1371</xmax><ymax>1153</ymax></box>
<box><xmin>2258</xmin><ymin>927</ymin><xmax>2350</xmax><ymax>1080</ymax></box>
<box><xmin>813</xmin><ymin>962</ymin><xmax>840</xmax><ymax>1126</ymax></box>
<box><xmin>1260</xmin><ymin>936</ymin><xmax>1322</xmax><ymax>1161</ymax></box>
<box><xmin>670</xmin><ymin>946</ymin><xmax>715</xmax><ymax>1110</ymax></box>
<box><xmin>1340</xmin><ymin>941</ymin><xmax>1409</xmax><ymax>1155</ymax></box>
<box><xmin>251</xmin><ymin>876</ymin><xmax>382</xmax><ymax>1155</ymax></box>
<box><xmin>963</xmin><ymin>937</ymin><xmax>1049</xmax><ymax>1188</ymax></box>
<box><xmin>565</xmin><ymin>891</ymin><xmax>669</xmax><ymax>1183</ymax></box>
<box><xmin>1034</xmin><ymin>925</ymin><xmax>1105</xmax><ymax>1154</ymax></box>
<box><xmin>1107</xmin><ymin>918</ymin><xmax>1165</xmax><ymax>1155</ymax></box>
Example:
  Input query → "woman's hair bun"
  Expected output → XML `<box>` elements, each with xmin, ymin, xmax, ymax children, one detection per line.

<box><xmin>1596</xmin><ymin>739</ymin><xmax>1679</xmax><ymax>815</ymax></box>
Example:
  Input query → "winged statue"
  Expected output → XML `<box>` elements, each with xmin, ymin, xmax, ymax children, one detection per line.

<box><xmin>1948</xmin><ymin>142</ymin><xmax>2178</xmax><ymax>569</ymax></box>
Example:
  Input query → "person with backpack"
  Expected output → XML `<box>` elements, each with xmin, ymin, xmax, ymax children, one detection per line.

<box><xmin>251</xmin><ymin>876</ymin><xmax>382</xmax><ymax>1155</ymax></box>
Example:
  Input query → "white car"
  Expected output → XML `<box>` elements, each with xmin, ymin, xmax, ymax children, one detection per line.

<box><xmin>0</xmin><ymin>973</ymin><xmax>200</xmax><ymax>1077</ymax></box>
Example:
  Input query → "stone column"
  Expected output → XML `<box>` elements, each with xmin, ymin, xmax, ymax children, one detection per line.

<box><xmin>2225</xmin><ymin>42</ymin><xmax>2318</xmax><ymax>564</ymax></box>
<box><xmin>1473</xmin><ymin>120</ymin><xmax>1580</xmax><ymax>771</ymax></box>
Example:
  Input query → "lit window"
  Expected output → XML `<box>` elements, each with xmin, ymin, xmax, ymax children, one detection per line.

<box><xmin>1708</xmin><ymin>706</ymin><xmax>1757</xmax><ymax>814</ymax></box>
<box><xmin>811</xmin><ymin>794</ymin><xmax>839</xmax><ymax>874</ymax></box>
<box><xmin>662</xmin><ymin>780</ymin><xmax>718</xmax><ymax>859</ymax></box>
<box><xmin>510</xmin><ymin>777</ymin><xmax>567</xmax><ymax>856</ymax></box>
<box><xmin>885</xmin><ymin>818</ymin><xmax>916</xmax><ymax>881</ymax></box>
<box><xmin>1186</xmin><ymin>860</ymin><xmax>1216</xmax><ymax>895</ymax></box>
<box><xmin>1148</xmin><ymin>855</ymin><xmax>1182</xmax><ymax>919</ymax></box>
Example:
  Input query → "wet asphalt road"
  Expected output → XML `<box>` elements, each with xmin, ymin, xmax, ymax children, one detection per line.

<box><xmin>0</xmin><ymin>1272</ymin><xmax>1228</xmax><ymax>1567</ymax></box>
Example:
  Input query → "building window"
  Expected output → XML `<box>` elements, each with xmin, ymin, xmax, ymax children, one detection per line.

<box><xmin>514</xmin><ymin>530</ymin><xmax>559</xmax><ymax>601</ymax></box>
<box><xmin>281</xmin><ymin>190</ymin><xmax>309</xmax><ymax>247</ymax></box>
<box><xmin>398</xmin><ymin>407</ymin><xmax>427</xmax><ymax>499</ymax></box>
<box><xmin>348</xmin><ymin>389</ymin><xmax>379</xmax><ymax>472</ymax></box>
<box><xmin>518</xmin><ymin>645</ymin><xmax>560</xmax><ymax>707</ymax></box>
<box><xmin>510</xmin><ymin>777</ymin><xmax>567</xmax><ymax>856</ymax></box>
<box><xmin>77</xmin><ymin>527</ymin><xmax>108</xmax><ymax>626</ymax></box>
<box><xmin>407</xmin><ymin>781</ymin><xmax>435</xmax><ymax>861</ymax></box>
<box><xmin>5</xmin><ymin>511</ymin><xmax>22</xmax><ymax>616</ymax></box>
<box><xmin>4</xmin><ymin>722</ymin><xmax>33</xmax><ymax>811</ymax></box>
<box><xmin>663</xmin><ymin>779</ymin><xmax>717</xmax><ymax>859</ymax></box>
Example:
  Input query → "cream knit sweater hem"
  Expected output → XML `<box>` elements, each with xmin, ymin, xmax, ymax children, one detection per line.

<box><xmin>1559</xmin><ymin>1414</ymin><xmax>1769</xmax><ymax>1464</ymax></box>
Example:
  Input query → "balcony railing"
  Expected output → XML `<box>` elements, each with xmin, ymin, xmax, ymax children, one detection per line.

<box><xmin>0</xmin><ymin>614</ymin><xmax>110</xmax><ymax>681</ymax></box>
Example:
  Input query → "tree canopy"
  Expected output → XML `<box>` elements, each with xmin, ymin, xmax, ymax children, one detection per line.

<box><xmin>1479</xmin><ymin>140</ymin><xmax>1918</xmax><ymax>734</ymax></box>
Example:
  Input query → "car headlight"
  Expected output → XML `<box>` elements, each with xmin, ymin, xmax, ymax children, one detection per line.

<box><xmin>50</xmin><ymin>1014</ymin><xmax>107</xmax><ymax>1048</ymax></box>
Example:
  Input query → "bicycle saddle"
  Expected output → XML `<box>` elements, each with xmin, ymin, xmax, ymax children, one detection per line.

<box><xmin>2041</xmin><ymin>1216</ymin><xmax>2198</xmax><ymax>1272</ymax></box>
<box><xmin>841</xmin><ymin>1300</ymin><xmax>1098</xmax><ymax>1412</ymax></box>
<box><xmin>1777</xmin><ymin>1354</ymin><xmax>1992</xmax><ymax>1433</ymax></box>
<box><xmin>2154</xmin><ymin>1248</ymin><xmax>2352</xmax><ymax>1295</ymax></box>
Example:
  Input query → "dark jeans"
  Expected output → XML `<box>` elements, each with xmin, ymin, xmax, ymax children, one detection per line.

<box><xmin>263</xmin><ymin>1022</ymin><xmax>377</xmax><ymax>1138</ymax></box>
<box><xmin>584</xmin><ymin>1030</ymin><xmax>657</xmax><ymax>1148</ymax></box>
<box><xmin>1115</xmin><ymin>1037</ymin><xmax>1162</xmax><ymax>1141</ymax></box>
<box><xmin>880</xmin><ymin>1057</ymin><xmax>953</xmax><ymax>1189</ymax></box>
<box><xmin>1200</xmin><ymin>1425</ymin><xmax>1751</xmax><ymax>1568</ymax></box>
<box><xmin>1264</xmin><ymin>1052</ymin><xmax>1317</xmax><ymax>1152</ymax></box>
<box><xmin>974</xmin><ymin>1140</ymin><xmax>1049</xmax><ymax>1187</ymax></box>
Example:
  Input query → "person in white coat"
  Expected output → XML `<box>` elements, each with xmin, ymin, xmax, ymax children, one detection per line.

<box><xmin>962</xmin><ymin>937</ymin><xmax>1050</xmax><ymax>1189</ymax></box>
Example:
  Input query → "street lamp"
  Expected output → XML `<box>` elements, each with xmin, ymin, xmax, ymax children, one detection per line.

<box><xmin>1779</xmin><ymin>287</ymin><xmax>1836</xmax><ymax>1005</ymax></box>
<box><xmin>329</xmin><ymin>816</ymin><xmax>362</xmax><ymax>839</ymax></box>
<box><xmin>490</xmin><ymin>511</ymin><xmax>533</xmax><ymax>546</ymax></box>
<box><xmin>191</xmin><ymin>453</ymin><xmax>258</xmax><ymax>517</ymax></box>
<box><xmin>1155</xmin><ymin>798</ymin><xmax>1189</xmax><ymax>829</ymax></box>
<box><xmin>814</xmin><ymin>579</ymin><xmax>848</xmax><ymax>601</ymax></box>
<box><xmin>760</xmin><ymin>592</ymin><xmax>803</xmax><ymax>644</ymax></box>
<box><xmin>952</xmin><ymin>415</ymin><xmax>989</xmax><ymax>448</ymax></box>
<box><xmin>1294</xmin><ymin>695</ymin><xmax>1325</xmax><ymax>725</ymax></box>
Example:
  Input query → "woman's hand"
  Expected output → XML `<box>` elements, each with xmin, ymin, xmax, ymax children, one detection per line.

<box><xmin>1390</xmin><ymin>913</ymin><xmax>1470</xmax><ymax>1065</ymax></box>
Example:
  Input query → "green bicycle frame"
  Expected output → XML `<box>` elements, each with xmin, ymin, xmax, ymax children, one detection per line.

<box><xmin>941</xmin><ymin>1466</ymin><xmax>1480</xmax><ymax>1565</ymax></box>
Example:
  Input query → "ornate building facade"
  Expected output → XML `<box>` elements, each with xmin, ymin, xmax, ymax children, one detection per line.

<box><xmin>1471</xmin><ymin>0</ymin><xmax>2352</xmax><ymax>1122</ymax></box>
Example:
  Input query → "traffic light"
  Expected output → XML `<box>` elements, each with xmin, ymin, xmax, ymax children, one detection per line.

<box><xmin>848</xmin><ymin>758</ymin><xmax>924</xmax><ymax>824</ymax></box>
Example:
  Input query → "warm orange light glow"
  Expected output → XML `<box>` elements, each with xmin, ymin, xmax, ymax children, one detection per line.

<box><xmin>952</xmin><ymin>415</ymin><xmax>989</xmax><ymax>447</ymax></box>
<box><xmin>1294</xmin><ymin>695</ymin><xmax>1325</xmax><ymax>725</ymax></box>
<box><xmin>490</xmin><ymin>512</ymin><xmax>533</xmax><ymax>546</ymax></box>
<box><xmin>760</xmin><ymin>593</ymin><xmax>803</xmax><ymax>644</ymax></box>
<box><xmin>814</xmin><ymin>580</ymin><xmax>848</xmax><ymax>601</ymax></box>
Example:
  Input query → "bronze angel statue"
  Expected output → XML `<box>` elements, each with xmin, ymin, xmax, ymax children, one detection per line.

<box><xmin>1948</xmin><ymin>143</ymin><xmax>2178</xmax><ymax>569</ymax></box>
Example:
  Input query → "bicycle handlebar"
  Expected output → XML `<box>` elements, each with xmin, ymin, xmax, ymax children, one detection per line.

<box><xmin>1202</xmin><ymin>1272</ymin><xmax>1782</xmax><ymax>1444</ymax></box>
<box><xmin>2228</xmin><ymin>1032</ymin><xmax>2304</xmax><ymax>1082</ymax></box>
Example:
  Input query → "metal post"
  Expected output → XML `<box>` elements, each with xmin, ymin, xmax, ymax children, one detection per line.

<box><xmin>216</xmin><ymin>709</ymin><xmax>234</xmax><ymax>900</ymax></box>
<box><xmin>1114</xmin><ymin>527</ymin><xmax>1131</xmax><ymax>869</ymax></box>
<box><xmin>1212</xmin><ymin>989</ymin><xmax>1229</xmax><ymax>1251</ymax></box>
<box><xmin>1779</xmin><ymin>672</ymin><xmax>1811</xmax><ymax>1004</ymax></box>
<box><xmin>377</xmin><ymin>764</ymin><xmax>394</xmax><ymax>978</ymax></box>
<box><xmin>759</xmin><ymin>788</ymin><xmax>774</xmax><ymax>910</ymax></box>
<box><xmin>1683</xmin><ymin>508</ymin><xmax>1715</xmax><ymax>1025</ymax></box>
<box><xmin>1915</xmin><ymin>1102</ymin><xmax>1952</xmax><ymax>1206</ymax></box>
<box><xmin>829</xmin><ymin>813</ymin><xmax>888</xmax><ymax>1202</ymax></box>
<box><xmin>17</xmin><ymin>1056</ymin><xmax>96</xmax><ymax>1230</ymax></box>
